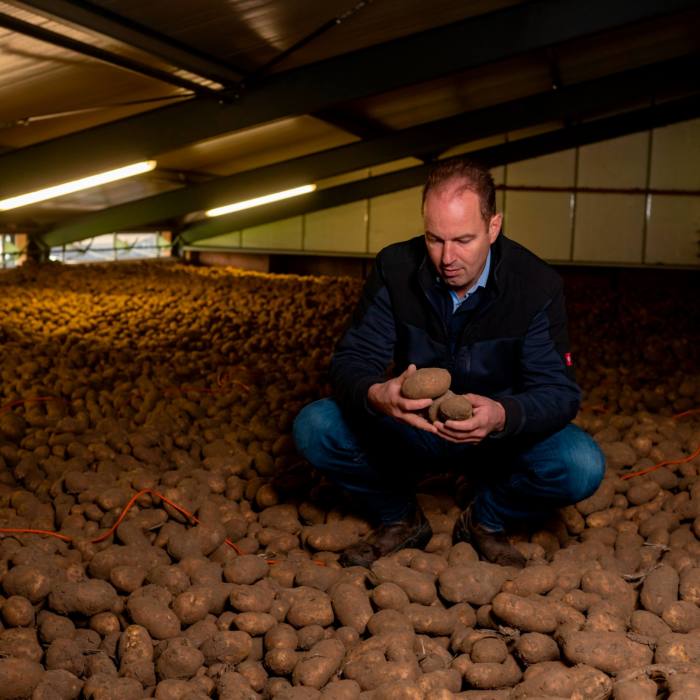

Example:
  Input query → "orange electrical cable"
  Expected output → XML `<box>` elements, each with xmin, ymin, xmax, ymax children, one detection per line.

<box><xmin>621</xmin><ymin>443</ymin><xmax>700</xmax><ymax>481</ymax></box>
<box><xmin>0</xmin><ymin>396</ymin><xmax>65</xmax><ymax>415</ymax></box>
<box><xmin>673</xmin><ymin>408</ymin><xmax>700</xmax><ymax>420</ymax></box>
<box><xmin>0</xmin><ymin>485</ymin><xmax>329</xmax><ymax>567</ymax></box>
<box><xmin>90</xmin><ymin>487</ymin><xmax>244</xmax><ymax>555</ymax></box>
<box><xmin>0</xmin><ymin>527</ymin><xmax>72</xmax><ymax>542</ymax></box>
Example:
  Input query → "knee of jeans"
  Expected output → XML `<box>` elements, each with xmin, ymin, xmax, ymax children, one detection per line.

<box><xmin>292</xmin><ymin>400</ymin><xmax>342</xmax><ymax>465</ymax></box>
<box><xmin>565</xmin><ymin>437</ymin><xmax>606</xmax><ymax>503</ymax></box>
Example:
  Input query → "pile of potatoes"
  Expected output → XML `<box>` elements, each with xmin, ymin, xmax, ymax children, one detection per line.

<box><xmin>0</xmin><ymin>259</ymin><xmax>698</xmax><ymax>699</ymax></box>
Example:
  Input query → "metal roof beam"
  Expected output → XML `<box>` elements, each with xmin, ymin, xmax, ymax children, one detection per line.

<box><xmin>180</xmin><ymin>93</ymin><xmax>700</xmax><ymax>244</ymax></box>
<box><xmin>0</xmin><ymin>12</ymin><xmax>217</xmax><ymax>95</ymax></box>
<box><xmin>20</xmin><ymin>0</ymin><xmax>243</xmax><ymax>84</ymax></box>
<box><xmin>36</xmin><ymin>53</ymin><xmax>700</xmax><ymax>247</ymax></box>
<box><xmin>2</xmin><ymin>0</ymin><xmax>696</xmax><ymax>196</ymax></box>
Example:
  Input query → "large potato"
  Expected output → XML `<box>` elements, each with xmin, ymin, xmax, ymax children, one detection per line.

<box><xmin>401</xmin><ymin>368</ymin><xmax>451</xmax><ymax>399</ymax></box>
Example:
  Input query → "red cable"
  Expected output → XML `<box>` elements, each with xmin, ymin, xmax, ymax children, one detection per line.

<box><xmin>621</xmin><ymin>443</ymin><xmax>700</xmax><ymax>481</ymax></box>
<box><xmin>0</xmin><ymin>486</ymin><xmax>329</xmax><ymax>566</ymax></box>
<box><xmin>0</xmin><ymin>527</ymin><xmax>72</xmax><ymax>542</ymax></box>
<box><xmin>673</xmin><ymin>408</ymin><xmax>700</xmax><ymax>419</ymax></box>
<box><xmin>0</xmin><ymin>396</ymin><xmax>65</xmax><ymax>415</ymax></box>
<box><xmin>90</xmin><ymin>487</ymin><xmax>244</xmax><ymax>555</ymax></box>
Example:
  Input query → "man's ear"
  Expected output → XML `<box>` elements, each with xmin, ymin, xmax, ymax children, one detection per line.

<box><xmin>488</xmin><ymin>213</ymin><xmax>503</xmax><ymax>242</ymax></box>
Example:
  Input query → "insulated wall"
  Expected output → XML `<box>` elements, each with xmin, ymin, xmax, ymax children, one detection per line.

<box><xmin>189</xmin><ymin>118</ymin><xmax>700</xmax><ymax>268</ymax></box>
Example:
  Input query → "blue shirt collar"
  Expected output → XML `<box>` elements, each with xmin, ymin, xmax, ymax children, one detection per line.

<box><xmin>449</xmin><ymin>250</ymin><xmax>491</xmax><ymax>311</ymax></box>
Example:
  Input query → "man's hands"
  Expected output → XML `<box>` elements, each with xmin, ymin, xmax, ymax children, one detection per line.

<box><xmin>433</xmin><ymin>393</ymin><xmax>505</xmax><ymax>444</ymax></box>
<box><xmin>367</xmin><ymin>364</ymin><xmax>437</xmax><ymax>433</ymax></box>
<box><xmin>368</xmin><ymin>366</ymin><xmax>506</xmax><ymax>441</ymax></box>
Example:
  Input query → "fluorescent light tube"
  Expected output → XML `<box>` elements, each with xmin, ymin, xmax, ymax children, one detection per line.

<box><xmin>206</xmin><ymin>184</ymin><xmax>317</xmax><ymax>217</ymax></box>
<box><xmin>0</xmin><ymin>160</ymin><xmax>157</xmax><ymax>211</ymax></box>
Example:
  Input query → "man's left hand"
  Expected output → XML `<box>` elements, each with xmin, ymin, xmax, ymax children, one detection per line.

<box><xmin>433</xmin><ymin>393</ymin><xmax>505</xmax><ymax>444</ymax></box>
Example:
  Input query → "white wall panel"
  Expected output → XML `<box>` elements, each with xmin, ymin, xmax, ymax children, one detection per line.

<box><xmin>645</xmin><ymin>195</ymin><xmax>700</xmax><ymax>265</ymax></box>
<box><xmin>195</xmin><ymin>231</ymin><xmax>241</xmax><ymax>248</ymax></box>
<box><xmin>578</xmin><ymin>133</ymin><xmax>648</xmax><ymax>189</ymax></box>
<box><xmin>574</xmin><ymin>194</ymin><xmax>645</xmax><ymax>263</ymax></box>
<box><xmin>650</xmin><ymin>118</ymin><xmax>700</xmax><ymax>190</ymax></box>
<box><xmin>507</xmin><ymin>149</ymin><xmax>576</xmax><ymax>187</ymax></box>
<box><xmin>241</xmin><ymin>217</ymin><xmax>302</xmax><ymax>249</ymax></box>
<box><xmin>305</xmin><ymin>201</ymin><xmax>368</xmax><ymax>252</ymax></box>
<box><xmin>368</xmin><ymin>186</ymin><xmax>423</xmax><ymax>253</ymax></box>
<box><xmin>505</xmin><ymin>192</ymin><xmax>572</xmax><ymax>261</ymax></box>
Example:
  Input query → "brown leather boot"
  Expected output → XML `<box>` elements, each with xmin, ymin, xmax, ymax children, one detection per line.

<box><xmin>338</xmin><ymin>507</ymin><xmax>433</xmax><ymax>568</ymax></box>
<box><xmin>452</xmin><ymin>504</ymin><xmax>525</xmax><ymax>568</ymax></box>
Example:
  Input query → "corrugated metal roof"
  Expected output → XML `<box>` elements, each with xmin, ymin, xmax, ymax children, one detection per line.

<box><xmin>0</xmin><ymin>0</ymin><xmax>696</xmax><ymax>237</ymax></box>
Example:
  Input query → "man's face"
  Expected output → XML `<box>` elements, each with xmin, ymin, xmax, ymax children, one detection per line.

<box><xmin>423</xmin><ymin>185</ymin><xmax>502</xmax><ymax>296</ymax></box>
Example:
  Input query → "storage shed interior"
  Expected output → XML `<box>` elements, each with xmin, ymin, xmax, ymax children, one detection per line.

<box><xmin>0</xmin><ymin>2</ymin><xmax>699</xmax><ymax>699</ymax></box>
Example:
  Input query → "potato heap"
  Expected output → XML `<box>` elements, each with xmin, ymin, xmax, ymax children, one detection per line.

<box><xmin>0</xmin><ymin>260</ymin><xmax>698</xmax><ymax>700</ymax></box>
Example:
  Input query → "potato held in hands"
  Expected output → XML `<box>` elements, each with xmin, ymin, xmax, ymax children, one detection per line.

<box><xmin>401</xmin><ymin>367</ymin><xmax>451</xmax><ymax>399</ymax></box>
<box><xmin>438</xmin><ymin>393</ymin><xmax>473</xmax><ymax>421</ymax></box>
<box><xmin>402</xmin><ymin>368</ymin><xmax>472</xmax><ymax>424</ymax></box>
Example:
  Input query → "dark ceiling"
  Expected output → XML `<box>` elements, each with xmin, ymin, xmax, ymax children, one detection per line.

<box><xmin>0</xmin><ymin>0</ymin><xmax>697</xmax><ymax>248</ymax></box>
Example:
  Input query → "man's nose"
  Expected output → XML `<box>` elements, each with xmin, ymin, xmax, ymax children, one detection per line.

<box><xmin>442</xmin><ymin>241</ymin><xmax>455</xmax><ymax>265</ymax></box>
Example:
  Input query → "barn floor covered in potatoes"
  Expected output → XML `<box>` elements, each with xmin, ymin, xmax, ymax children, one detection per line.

<box><xmin>0</xmin><ymin>260</ymin><xmax>699</xmax><ymax>700</ymax></box>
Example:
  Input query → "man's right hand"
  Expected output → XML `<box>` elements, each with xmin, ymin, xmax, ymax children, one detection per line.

<box><xmin>367</xmin><ymin>364</ymin><xmax>438</xmax><ymax>433</ymax></box>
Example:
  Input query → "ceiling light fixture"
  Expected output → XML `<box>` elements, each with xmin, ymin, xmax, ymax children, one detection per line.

<box><xmin>0</xmin><ymin>161</ymin><xmax>158</xmax><ymax>211</ymax></box>
<box><xmin>206</xmin><ymin>184</ymin><xmax>317</xmax><ymax>218</ymax></box>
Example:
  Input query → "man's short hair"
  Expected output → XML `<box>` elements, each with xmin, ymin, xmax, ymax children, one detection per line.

<box><xmin>422</xmin><ymin>157</ymin><xmax>496</xmax><ymax>222</ymax></box>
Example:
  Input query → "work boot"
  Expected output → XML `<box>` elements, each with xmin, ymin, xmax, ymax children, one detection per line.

<box><xmin>338</xmin><ymin>507</ymin><xmax>433</xmax><ymax>568</ymax></box>
<box><xmin>453</xmin><ymin>504</ymin><xmax>526</xmax><ymax>568</ymax></box>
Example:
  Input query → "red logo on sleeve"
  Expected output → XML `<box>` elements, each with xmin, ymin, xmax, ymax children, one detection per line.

<box><xmin>564</xmin><ymin>352</ymin><xmax>573</xmax><ymax>367</ymax></box>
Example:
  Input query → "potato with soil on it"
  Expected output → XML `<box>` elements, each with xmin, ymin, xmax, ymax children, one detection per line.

<box><xmin>655</xmin><ymin>632</ymin><xmax>700</xmax><ymax>664</ymax></box>
<box><xmin>302</xmin><ymin>521</ymin><xmax>361</xmax><ymax>552</ymax></box>
<box><xmin>44</xmin><ymin>637</ymin><xmax>86</xmax><ymax>678</ymax></box>
<box><xmin>641</xmin><ymin>564</ymin><xmax>679</xmax><ymax>615</ymax></box>
<box><xmin>514</xmin><ymin>632</ymin><xmax>560</xmax><ymax>665</ymax></box>
<box><xmin>126</xmin><ymin>593</ymin><xmax>181</xmax><ymax>640</ymax></box>
<box><xmin>292</xmin><ymin>638</ymin><xmax>345</xmax><ymax>689</ymax></box>
<box><xmin>1</xmin><ymin>595</ymin><xmax>35</xmax><ymax>627</ymax></box>
<box><xmin>1</xmin><ymin>564</ymin><xmax>52</xmax><ymax>603</ymax></box>
<box><xmin>437</xmin><ymin>393</ymin><xmax>473</xmax><ymax>421</ymax></box>
<box><xmin>156</xmin><ymin>637</ymin><xmax>205</xmax><ymax>681</ymax></box>
<box><xmin>371</xmin><ymin>560</ymin><xmax>437</xmax><ymax>606</ymax></box>
<box><xmin>403</xmin><ymin>603</ymin><xmax>456</xmax><ymax>637</ymax></box>
<box><xmin>401</xmin><ymin>368</ymin><xmax>451</xmax><ymax>399</ymax></box>
<box><xmin>438</xmin><ymin>562</ymin><xmax>510</xmax><ymax>606</ymax></box>
<box><xmin>331</xmin><ymin>583</ymin><xmax>373</xmax><ymax>634</ymax></box>
<box><xmin>223</xmin><ymin>554</ymin><xmax>269</xmax><ymax>585</ymax></box>
<box><xmin>118</xmin><ymin>624</ymin><xmax>156</xmax><ymax>688</ymax></box>
<box><xmin>83</xmin><ymin>673</ymin><xmax>144</xmax><ymax>700</ymax></box>
<box><xmin>0</xmin><ymin>657</ymin><xmax>44</xmax><ymax>699</ymax></box>
<box><xmin>32</xmin><ymin>669</ymin><xmax>82</xmax><ymax>700</ymax></box>
<box><xmin>561</xmin><ymin>630</ymin><xmax>654</xmax><ymax>673</ymax></box>
<box><xmin>491</xmin><ymin>593</ymin><xmax>558</xmax><ymax>634</ymax></box>
<box><xmin>463</xmin><ymin>654</ymin><xmax>523</xmax><ymax>690</ymax></box>
<box><xmin>285</xmin><ymin>586</ymin><xmax>335</xmax><ymax>628</ymax></box>
<box><xmin>201</xmin><ymin>630</ymin><xmax>252</xmax><ymax>665</ymax></box>
<box><xmin>48</xmin><ymin>579</ymin><xmax>120</xmax><ymax>617</ymax></box>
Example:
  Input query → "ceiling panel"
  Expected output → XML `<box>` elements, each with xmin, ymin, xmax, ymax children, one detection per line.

<box><xmin>89</xmin><ymin>0</ymin><xmax>523</xmax><ymax>75</ymax></box>
<box><xmin>156</xmin><ymin>115</ymin><xmax>358</xmax><ymax>176</ymax></box>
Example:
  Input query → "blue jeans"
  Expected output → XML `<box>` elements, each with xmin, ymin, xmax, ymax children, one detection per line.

<box><xmin>293</xmin><ymin>398</ymin><xmax>605</xmax><ymax>531</ymax></box>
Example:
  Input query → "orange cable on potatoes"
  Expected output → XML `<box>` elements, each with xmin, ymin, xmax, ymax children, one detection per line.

<box><xmin>0</xmin><ymin>527</ymin><xmax>73</xmax><ymax>542</ymax></box>
<box><xmin>0</xmin><ymin>486</ymin><xmax>329</xmax><ymax>567</ymax></box>
<box><xmin>90</xmin><ymin>487</ymin><xmax>244</xmax><ymax>555</ymax></box>
<box><xmin>621</xmin><ymin>443</ymin><xmax>700</xmax><ymax>481</ymax></box>
<box><xmin>673</xmin><ymin>408</ymin><xmax>700</xmax><ymax>420</ymax></box>
<box><xmin>0</xmin><ymin>395</ymin><xmax>65</xmax><ymax>415</ymax></box>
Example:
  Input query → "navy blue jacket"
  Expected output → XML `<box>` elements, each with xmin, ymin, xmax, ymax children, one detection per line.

<box><xmin>330</xmin><ymin>234</ymin><xmax>580</xmax><ymax>440</ymax></box>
